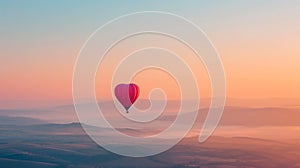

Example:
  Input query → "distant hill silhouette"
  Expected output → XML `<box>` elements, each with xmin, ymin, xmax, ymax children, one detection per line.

<box><xmin>0</xmin><ymin>115</ymin><xmax>47</xmax><ymax>125</ymax></box>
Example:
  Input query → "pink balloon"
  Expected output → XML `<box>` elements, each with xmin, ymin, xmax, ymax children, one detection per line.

<box><xmin>114</xmin><ymin>83</ymin><xmax>140</xmax><ymax>113</ymax></box>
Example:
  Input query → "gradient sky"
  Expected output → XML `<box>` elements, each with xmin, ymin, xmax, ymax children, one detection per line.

<box><xmin>1</xmin><ymin>0</ymin><xmax>300</xmax><ymax>108</ymax></box>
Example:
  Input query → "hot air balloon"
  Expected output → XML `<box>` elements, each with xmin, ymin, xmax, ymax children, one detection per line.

<box><xmin>114</xmin><ymin>83</ymin><xmax>140</xmax><ymax>113</ymax></box>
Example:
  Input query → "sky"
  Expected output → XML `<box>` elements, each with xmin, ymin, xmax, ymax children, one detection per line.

<box><xmin>0</xmin><ymin>0</ymin><xmax>300</xmax><ymax>108</ymax></box>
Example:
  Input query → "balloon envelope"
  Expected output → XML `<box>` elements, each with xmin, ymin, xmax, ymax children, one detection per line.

<box><xmin>114</xmin><ymin>83</ymin><xmax>140</xmax><ymax>112</ymax></box>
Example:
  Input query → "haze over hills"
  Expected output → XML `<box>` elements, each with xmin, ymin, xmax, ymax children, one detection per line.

<box><xmin>1</xmin><ymin>101</ymin><xmax>299</xmax><ymax>127</ymax></box>
<box><xmin>0</xmin><ymin>115</ymin><xmax>47</xmax><ymax>126</ymax></box>
<box><xmin>1</xmin><ymin>98</ymin><xmax>300</xmax><ymax>109</ymax></box>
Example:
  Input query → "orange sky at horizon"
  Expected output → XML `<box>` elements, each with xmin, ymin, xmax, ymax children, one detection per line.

<box><xmin>1</xmin><ymin>32</ymin><xmax>300</xmax><ymax>107</ymax></box>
